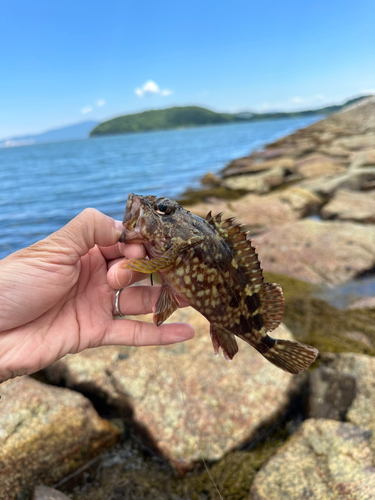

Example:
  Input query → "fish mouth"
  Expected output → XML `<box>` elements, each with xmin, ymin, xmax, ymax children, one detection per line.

<box><xmin>119</xmin><ymin>193</ymin><xmax>145</xmax><ymax>244</ymax></box>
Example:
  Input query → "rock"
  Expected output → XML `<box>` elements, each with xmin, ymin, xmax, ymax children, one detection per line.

<box><xmin>300</xmin><ymin>167</ymin><xmax>375</xmax><ymax>196</ymax></box>
<box><xmin>332</xmin><ymin>134</ymin><xmax>375</xmax><ymax>151</ymax></box>
<box><xmin>321</xmin><ymin>189</ymin><xmax>375</xmax><ymax>223</ymax></box>
<box><xmin>348</xmin><ymin>296</ymin><xmax>375</xmax><ymax>309</ymax></box>
<box><xmin>250</xmin><ymin>418</ymin><xmax>375</xmax><ymax>500</ymax></box>
<box><xmin>184</xmin><ymin>198</ymin><xmax>236</xmax><ymax>220</ymax></box>
<box><xmin>230</xmin><ymin>187</ymin><xmax>322</xmax><ymax>232</ymax></box>
<box><xmin>200</xmin><ymin>172</ymin><xmax>222</xmax><ymax>186</ymax></box>
<box><xmin>309</xmin><ymin>366</ymin><xmax>356</xmax><ymax>420</ymax></box>
<box><xmin>32</xmin><ymin>485</ymin><xmax>71</xmax><ymax>500</ymax></box>
<box><xmin>253</xmin><ymin>219</ymin><xmax>375</xmax><ymax>284</ymax></box>
<box><xmin>222</xmin><ymin>167</ymin><xmax>286</xmax><ymax>193</ymax></box>
<box><xmin>309</xmin><ymin>353</ymin><xmax>375</xmax><ymax>435</ymax></box>
<box><xmin>44</xmin><ymin>308</ymin><xmax>303</xmax><ymax>472</ymax></box>
<box><xmin>295</xmin><ymin>153</ymin><xmax>347</xmax><ymax>178</ymax></box>
<box><xmin>222</xmin><ymin>156</ymin><xmax>295</xmax><ymax>177</ymax></box>
<box><xmin>0</xmin><ymin>376</ymin><xmax>118</xmax><ymax>500</ymax></box>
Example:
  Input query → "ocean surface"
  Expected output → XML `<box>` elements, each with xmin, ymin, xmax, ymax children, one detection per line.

<box><xmin>0</xmin><ymin>116</ymin><xmax>321</xmax><ymax>259</ymax></box>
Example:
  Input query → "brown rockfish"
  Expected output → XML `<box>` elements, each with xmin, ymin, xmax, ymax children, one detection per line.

<box><xmin>119</xmin><ymin>193</ymin><xmax>318</xmax><ymax>374</ymax></box>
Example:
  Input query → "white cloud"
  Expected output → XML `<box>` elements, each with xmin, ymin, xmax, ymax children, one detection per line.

<box><xmin>81</xmin><ymin>106</ymin><xmax>93</xmax><ymax>114</ymax></box>
<box><xmin>361</xmin><ymin>89</ymin><xmax>375</xmax><ymax>95</ymax></box>
<box><xmin>160</xmin><ymin>89</ymin><xmax>173</xmax><ymax>96</ymax></box>
<box><xmin>290</xmin><ymin>96</ymin><xmax>304</xmax><ymax>103</ymax></box>
<box><xmin>135</xmin><ymin>80</ymin><xmax>172</xmax><ymax>97</ymax></box>
<box><xmin>96</xmin><ymin>99</ymin><xmax>106</xmax><ymax>107</ymax></box>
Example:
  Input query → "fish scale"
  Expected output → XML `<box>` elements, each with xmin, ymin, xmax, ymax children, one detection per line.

<box><xmin>120</xmin><ymin>193</ymin><xmax>318</xmax><ymax>374</ymax></box>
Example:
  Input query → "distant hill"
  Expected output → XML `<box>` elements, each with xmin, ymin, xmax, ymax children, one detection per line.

<box><xmin>90</xmin><ymin>106</ymin><xmax>236</xmax><ymax>136</ymax></box>
<box><xmin>0</xmin><ymin>120</ymin><xmax>99</xmax><ymax>148</ymax></box>
<box><xmin>90</xmin><ymin>96</ymin><xmax>370</xmax><ymax>137</ymax></box>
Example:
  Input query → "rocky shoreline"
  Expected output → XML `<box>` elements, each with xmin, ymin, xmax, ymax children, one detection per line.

<box><xmin>1</xmin><ymin>97</ymin><xmax>375</xmax><ymax>500</ymax></box>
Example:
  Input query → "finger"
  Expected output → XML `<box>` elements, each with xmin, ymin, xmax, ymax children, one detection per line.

<box><xmin>100</xmin><ymin>242</ymin><xmax>146</xmax><ymax>261</ymax></box>
<box><xmin>103</xmin><ymin>319</ymin><xmax>195</xmax><ymax>346</ymax></box>
<box><xmin>45</xmin><ymin>209</ymin><xmax>123</xmax><ymax>264</ymax></box>
<box><xmin>107</xmin><ymin>261</ymin><xmax>149</xmax><ymax>289</ymax></box>
<box><xmin>117</xmin><ymin>285</ymin><xmax>189</xmax><ymax>315</ymax></box>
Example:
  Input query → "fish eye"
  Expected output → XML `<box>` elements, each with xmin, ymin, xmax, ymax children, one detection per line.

<box><xmin>154</xmin><ymin>199</ymin><xmax>174</xmax><ymax>216</ymax></box>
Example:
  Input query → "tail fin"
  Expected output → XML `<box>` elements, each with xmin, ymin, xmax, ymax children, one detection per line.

<box><xmin>262</xmin><ymin>339</ymin><xmax>318</xmax><ymax>374</ymax></box>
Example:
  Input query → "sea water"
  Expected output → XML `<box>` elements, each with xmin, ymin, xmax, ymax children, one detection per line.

<box><xmin>0</xmin><ymin>116</ymin><xmax>321</xmax><ymax>259</ymax></box>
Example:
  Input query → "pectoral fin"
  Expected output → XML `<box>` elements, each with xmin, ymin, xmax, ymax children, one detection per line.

<box><xmin>121</xmin><ymin>238</ymin><xmax>202</xmax><ymax>274</ymax></box>
<box><xmin>210</xmin><ymin>324</ymin><xmax>239</xmax><ymax>361</ymax></box>
<box><xmin>153</xmin><ymin>285</ymin><xmax>180</xmax><ymax>326</ymax></box>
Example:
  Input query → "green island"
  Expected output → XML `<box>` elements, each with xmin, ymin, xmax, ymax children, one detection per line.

<box><xmin>89</xmin><ymin>96</ymin><xmax>367</xmax><ymax>137</ymax></box>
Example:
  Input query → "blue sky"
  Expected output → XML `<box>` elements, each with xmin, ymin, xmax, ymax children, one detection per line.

<box><xmin>1</xmin><ymin>0</ymin><xmax>374</xmax><ymax>138</ymax></box>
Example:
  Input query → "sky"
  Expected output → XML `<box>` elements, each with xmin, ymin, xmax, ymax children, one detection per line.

<box><xmin>1</xmin><ymin>0</ymin><xmax>374</xmax><ymax>138</ymax></box>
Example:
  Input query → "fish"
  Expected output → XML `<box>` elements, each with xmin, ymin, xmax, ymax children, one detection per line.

<box><xmin>119</xmin><ymin>193</ymin><xmax>318</xmax><ymax>374</ymax></box>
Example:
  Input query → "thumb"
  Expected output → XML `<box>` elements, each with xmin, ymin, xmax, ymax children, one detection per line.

<box><xmin>46</xmin><ymin>208</ymin><xmax>123</xmax><ymax>262</ymax></box>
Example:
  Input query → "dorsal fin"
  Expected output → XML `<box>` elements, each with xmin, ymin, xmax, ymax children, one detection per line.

<box><xmin>205</xmin><ymin>210</ymin><xmax>213</xmax><ymax>221</ymax></box>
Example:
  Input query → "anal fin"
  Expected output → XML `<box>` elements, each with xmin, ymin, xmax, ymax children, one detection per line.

<box><xmin>210</xmin><ymin>324</ymin><xmax>239</xmax><ymax>361</ymax></box>
<box><xmin>153</xmin><ymin>285</ymin><xmax>180</xmax><ymax>326</ymax></box>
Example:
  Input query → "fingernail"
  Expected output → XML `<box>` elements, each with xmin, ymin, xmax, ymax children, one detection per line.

<box><xmin>115</xmin><ymin>267</ymin><xmax>133</xmax><ymax>288</ymax></box>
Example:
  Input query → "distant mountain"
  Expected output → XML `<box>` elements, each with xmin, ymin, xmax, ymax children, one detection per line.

<box><xmin>0</xmin><ymin>120</ymin><xmax>98</xmax><ymax>148</ymax></box>
<box><xmin>90</xmin><ymin>96</ymin><xmax>370</xmax><ymax>137</ymax></box>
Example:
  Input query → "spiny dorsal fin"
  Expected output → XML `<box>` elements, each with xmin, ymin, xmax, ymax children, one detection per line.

<box><xmin>205</xmin><ymin>210</ymin><xmax>213</xmax><ymax>221</ymax></box>
<box><xmin>258</xmin><ymin>282</ymin><xmax>284</xmax><ymax>332</ymax></box>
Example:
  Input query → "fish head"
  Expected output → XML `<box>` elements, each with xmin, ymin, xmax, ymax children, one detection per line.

<box><xmin>119</xmin><ymin>193</ymin><xmax>205</xmax><ymax>256</ymax></box>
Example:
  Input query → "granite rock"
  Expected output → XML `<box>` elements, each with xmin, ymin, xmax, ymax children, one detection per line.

<box><xmin>253</xmin><ymin>219</ymin><xmax>375</xmax><ymax>284</ymax></box>
<box><xmin>250</xmin><ymin>418</ymin><xmax>375</xmax><ymax>500</ymax></box>
<box><xmin>0</xmin><ymin>377</ymin><xmax>118</xmax><ymax>500</ymax></box>
<box><xmin>309</xmin><ymin>353</ymin><xmax>375</xmax><ymax>435</ymax></box>
<box><xmin>44</xmin><ymin>308</ymin><xmax>303</xmax><ymax>472</ymax></box>
<box><xmin>321</xmin><ymin>189</ymin><xmax>375</xmax><ymax>223</ymax></box>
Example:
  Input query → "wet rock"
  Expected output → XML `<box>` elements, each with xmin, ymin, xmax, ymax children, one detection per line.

<box><xmin>44</xmin><ymin>308</ymin><xmax>303</xmax><ymax>472</ymax></box>
<box><xmin>250</xmin><ymin>418</ymin><xmax>375</xmax><ymax>500</ymax></box>
<box><xmin>32</xmin><ymin>485</ymin><xmax>71</xmax><ymax>500</ymax></box>
<box><xmin>0</xmin><ymin>377</ymin><xmax>118</xmax><ymax>500</ymax></box>
<box><xmin>322</xmin><ymin>189</ymin><xmax>375</xmax><ymax>223</ymax></box>
<box><xmin>253</xmin><ymin>219</ymin><xmax>375</xmax><ymax>284</ymax></box>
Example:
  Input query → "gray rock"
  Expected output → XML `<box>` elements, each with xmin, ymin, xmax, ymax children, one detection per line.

<box><xmin>44</xmin><ymin>308</ymin><xmax>303</xmax><ymax>472</ymax></box>
<box><xmin>0</xmin><ymin>376</ymin><xmax>118</xmax><ymax>500</ymax></box>
<box><xmin>253</xmin><ymin>219</ymin><xmax>375</xmax><ymax>284</ymax></box>
<box><xmin>32</xmin><ymin>485</ymin><xmax>71</xmax><ymax>500</ymax></box>
<box><xmin>321</xmin><ymin>189</ymin><xmax>375</xmax><ymax>223</ymax></box>
<box><xmin>250</xmin><ymin>418</ymin><xmax>375</xmax><ymax>500</ymax></box>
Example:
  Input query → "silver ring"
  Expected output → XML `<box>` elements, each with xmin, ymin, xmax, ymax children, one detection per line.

<box><xmin>113</xmin><ymin>289</ymin><xmax>125</xmax><ymax>317</ymax></box>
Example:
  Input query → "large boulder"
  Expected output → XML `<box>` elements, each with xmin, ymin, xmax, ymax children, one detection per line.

<box><xmin>253</xmin><ymin>219</ymin><xmax>375</xmax><ymax>284</ymax></box>
<box><xmin>321</xmin><ymin>189</ymin><xmax>375</xmax><ymax>223</ymax></box>
<box><xmin>250</xmin><ymin>418</ymin><xmax>375</xmax><ymax>500</ymax></box>
<box><xmin>0</xmin><ymin>377</ymin><xmax>118</xmax><ymax>500</ymax></box>
<box><xmin>44</xmin><ymin>308</ymin><xmax>304</xmax><ymax>472</ymax></box>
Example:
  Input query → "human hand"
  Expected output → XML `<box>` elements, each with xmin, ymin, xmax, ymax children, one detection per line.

<box><xmin>0</xmin><ymin>208</ymin><xmax>194</xmax><ymax>383</ymax></box>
